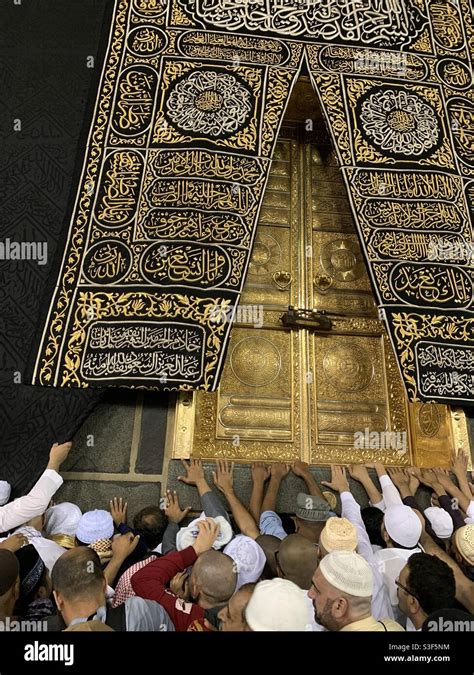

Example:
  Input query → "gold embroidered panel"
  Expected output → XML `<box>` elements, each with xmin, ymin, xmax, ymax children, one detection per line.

<box><xmin>29</xmin><ymin>0</ymin><xmax>473</xmax><ymax>406</ymax></box>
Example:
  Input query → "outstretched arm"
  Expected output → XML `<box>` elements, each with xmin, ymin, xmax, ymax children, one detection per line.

<box><xmin>347</xmin><ymin>464</ymin><xmax>383</xmax><ymax>506</ymax></box>
<box><xmin>213</xmin><ymin>460</ymin><xmax>259</xmax><ymax>539</ymax></box>
<box><xmin>249</xmin><ymin>463</ymin><xmax>270</xmax><ymax>522</ymax></box>
<box><xmin>292</xmin><ymin>461</ymin><xmax>325</xmax><ymax>500</ymax></box>
<box><xmin>261</xmin><ymin>463</ymin><xmax>291</xmax><ymax>514</ymax></box>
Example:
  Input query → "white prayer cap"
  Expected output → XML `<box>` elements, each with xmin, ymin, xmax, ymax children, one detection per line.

<box><xmin>0</xmin><ymin>481</ymin><xmax>11</xmax><ymax>506</ymax></box>
<box><xmin>424</xmin><ymin>507</ymin><xmax>453</xmax><ymax>539</ymax></box>
<box><xmin>44</xmin><ymin>502</ymin><xmax>82</xmax><ymax>537</ymax></box>
<box><xmin>245</xmin><ymin>578</ymin><xmax>309</xmax><ymax>631</ymax></box>
<box><xmin>319</xmin><ymin>550</ymin><xmax>373</xmax><ymax>598</ymax></box>
<box><xmin>76</xmin><ymin>510</ymin><xmax>114</xmax><ymax>544</ymax></box>
<box><xmin>223</xmin><ymin>535</ymin><xmax>266</xmax><ymax>589</ymax></box>
<box><xmin>384</xmin><ymin>504</ymin><xmax>422</xmax><ymax>548</ymax></box>
<box><xmin>176</xmin><ymin>514</ymin><xmax>233</xmax><ymax>551</ymax></box>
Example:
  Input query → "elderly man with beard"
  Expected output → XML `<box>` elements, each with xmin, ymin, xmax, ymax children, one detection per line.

<box><xmin>308</xmin><ymin>550</ymin><xmax>404</xmax><ymax>632</ymax></box>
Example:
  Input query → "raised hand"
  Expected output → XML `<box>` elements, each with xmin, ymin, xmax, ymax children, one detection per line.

<box><xmin>321</xmin><ymin>465</ymin><xmax>349</xmax><ymax>494</ymax></box>
<box><xmin>451</xmin><ymin>449</ymin><xmax>468</xmax><ymax>477</ymax></box>
<box><xmin>111</xmin><ymin>532</ymin><xmax>140</xmax><ymax>560</ymax></box>
<box><xmin>348</xmin><ymin>464</ymin><xmax>370</xmax><ymax>483</ymax></box>
<box><xmin>291</xmin><ymin>460</ymin><xmax>311</xmax><ymax>479</ymax></box>
<box><xmin>47</xmin><ymin>441</ymin><xmax>72</xmax><ymax>470</ymax></box>
<box><xmin>212</xmin><ymin>459</ymin><xmax>234</xmax><ymax>495</ymax></box>
<box><xmin>0</xmin><ymin>533</ymin><xmax>28</xmax><ymax>552</ymax></box>
<box><xmin>193</xmin><ymin>518</ymin><xmax>220</xmax><ymax>555</ymax></box>
<box><xmin>178</xmin><ymin>459</ymin><xmax>205</xmax><ymax>486</ymax></box>
<box><xmin>110</xmin><ymin>497</ymin><xmax>128</xmax><ymax>526</ymax></box>
<box><xmin>270</xmin><ymin>462</ymin><xmax>291</xmax><ymax>480</ymax></box>
<box><xmin>387</xmin><ymin>467</ymin><xmax>410</xmax><ymax>490</ymax></box>
<box><xmin>164</xmin><ymin>489</ymin><xmax>191</xmax><ymax>524</ymax></box>
<box><xmin>251</xmin><ymin>462</ymin><xmax>270</xmax><ymax>483</ymax></box>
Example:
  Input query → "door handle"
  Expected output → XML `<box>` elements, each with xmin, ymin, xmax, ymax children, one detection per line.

<box><xmin>272</xmin><ymin>270</ymin><xmax>292</xmax><ymax>290</ymax></box>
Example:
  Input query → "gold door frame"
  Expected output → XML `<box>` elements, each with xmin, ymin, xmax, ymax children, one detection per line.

<box><xmin>166</xmin><ymin>81</ymin><xmax>472</xmax><ymax>468</ymax></box>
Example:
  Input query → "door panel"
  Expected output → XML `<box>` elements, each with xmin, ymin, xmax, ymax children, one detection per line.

<box><xmin>168</xmin><ymin>107</ymin><xmax>468</xmax><ymax>466</ymax></box>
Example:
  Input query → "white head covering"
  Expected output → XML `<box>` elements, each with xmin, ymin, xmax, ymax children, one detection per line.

<box><xmin>384</xmin><ymin>505</ymin><xmax>422</xmax><ymax>548</ymax></box>
<box><xmin>223</xmin><ymin>535</ymin><xmax>266</xmax><ymax>589</ymax></box>
<box><xmin>0</xmin><ymin>481</ymin><xmax>11</xmax><ymax>506</ymax></box>
<box><xmin>245</xmin><ymin>578</ymin><xmax>310</xmax><ymax>631</ymax></box>
<box><xmin>44</xmin><ymin>502</ymin><xmax>83</xmax><ymax>537</ymax></box>
<box><xmin>319</xmin><ymin>550</ymin><xmax>373</xmax><ymax>598</ymax></box>
<box><xmin>176</xmin><ymin>514</ymin><xmax>233</xmax><ymax>551</ymax></box>
<box><xmin>76</xmin><ymin>510</ymin><xmax>114</xmax><ymax>544</ymax></box>
<box><xmin>424</xmin><ymin>506</ymin><xmax>454</xmax><ymax>539</ymax></box>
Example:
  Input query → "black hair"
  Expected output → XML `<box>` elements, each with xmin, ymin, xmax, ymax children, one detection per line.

<box><xmin>361</xmin><ymin>506</ymin><xmax>385</xmax><ymax>548</ymax></box>
<box><xmin>133</xmin><ymin>506</ymin><xmax>166</xmax><ymax>550</ymax></box>
<box><xmin>406</xmin><ymin>553</ymin><xmax>456</xmax><ymax>615</ymax></box>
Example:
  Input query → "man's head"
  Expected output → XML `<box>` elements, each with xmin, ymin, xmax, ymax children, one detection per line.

<box><xmin>397</xmin><ymin>553</ymin><xmax>455</xmax><ymax>630</ymax></box>
<box><xmin>133</xmin><ymin>506</ymin><xmax>166</xmax><ymax>550</ymax></box>
<box><xmin>0</xmin><ymin>550</ymin><xmax>20</xmax><ymax>617</ymax></box>
<box><xmin>223</xmin><ymin>536</ymin><xmax>265</xmax><ymax>589</ymax></box>
<box><xmin>382</xmin><ymin>505</ymin><xmax>422</xmax><ymax>550</ymax></box>
<box><xmin>218</xmin><ymin>583</ymin><xmax>255</xmax><ymax>631</ymax></box>
<box><xmin>245</xmin><ymin>578</ymin><xmax>309</xmax><ymax>631</ymax></box>
<box><xmin>361</xmin><ymin>507</ymin><xmax>385</xmax><ymax>548</ymax></box>
<box><xmin>15</xmin><ymin>544</ymin><xmax>52</xmax><ymax>611</ymax></box>
<box><xmin>51</xmin><ymin>547</ymin><xmax>106</xmax><ymax>626</ymax></box>
<box><xmin>308</xmin><ymin>551</ymin><xmax>373</xmax><ymax>631</ymax></box>
<box><xmin>319</xmin><ymin>517</ymin><xmax>358</xmax><ymax>558</ymax></box>
<box><xmin>189</xmin><ymin>550</ymin><xmax>236</xmax><ymax>609</ymax></box>
<box><xmin>255</xmin><ymin>535</ymin><xmax>280</xmax><ymax>579</ymax></box>
<box><xmin>452</xmin><ymin>525</ymin><xmax>474</xmax><ymax>570</ymax></box>
<box><xmin>75</xmin><ymin>510</ymin><xmax>114</xmax><ymax>546</ymax></box>
<box><xmin>276</xmin><ymin>534</ymin><xmax>319</xmax><ymax>590</ymax></box>
<box><xmin>293</xmin><ymin>493</ymin><xmax>334</xmax><ymax>544</ymax></box>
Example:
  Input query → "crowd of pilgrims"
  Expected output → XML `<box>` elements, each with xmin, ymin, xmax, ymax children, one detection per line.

<box><xmin>0</xmin><ymin>441</ymin><xmax>473</xmax><ymax>632</ymax></box>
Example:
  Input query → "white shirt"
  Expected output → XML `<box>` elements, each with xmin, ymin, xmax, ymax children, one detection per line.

<box><xmin>465</xmin><ymin>501</ymin><xmax>474</xmax><ymax>524</ymax></box>
<box><xmin>340</xmin><ymin>492</ymin><xmax>394</xmax><ymax>621</ymax></box>
<box><xmin>374</xmin><ymin>546</ymin><xmax>421</xmax><ymax>624</ymax></box>
<box><xmin>371</xmin><ymin>474</ymin><xmax>404</xmax><ymax>513</ymax></box>
<box><xmin>0</xmin><ymin>469</ymin><xmax>63</xmax><ymax>534</ymax></box>
<box><xmin>12</xmin><ymin>526</ymin><xmax>66</xmax><ymax>572</ymax></box>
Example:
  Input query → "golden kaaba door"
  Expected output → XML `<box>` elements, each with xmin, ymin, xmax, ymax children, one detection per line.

<box><xmin>167</xmin><ymin>89</ymin><xmax>470</xmax><ymax>467</ymax></box>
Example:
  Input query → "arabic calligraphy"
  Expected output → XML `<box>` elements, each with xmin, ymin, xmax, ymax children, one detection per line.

<box><xmin>146</xmin><ymin>178</ymin><xmax>256</xmax><ymax>214</ymax></box>
<box><xmin>429</xmin><ymin>2</ymin><xmax>465</xmax><ymax>51</ymax></box>
<box><xmin>165</xmin><ymin>69</ymin><xmax>253</xmax><ymax>138</ymax></box>
<box><xmin>368</xmin><ymin>231</ymin><xmax>469</xmax><ymax>262</ymax></box>
<box><xmin>358</xmin><ymin>87</ymin><xmax>441</xmax><ymax>159</ymax></box>
<box><xmin>139</xmin><ymin>210</ymin><xmax>249</xmax><ymax>245</ymax></box>
<box><xmin>150</xmin><ymin>149</ymin><xmax>265</xmax><ymax>183</ymax></box>
<box><xmin>447</xmin><ymin>97</ymin><xmax>474</xmax><ymax>169</ymax></box>
<box><xmin>82</xmin><ymin>241</ymin><xmax>132</xmax><ymax>284</ymax></box>
<box><xmin>178</xmin><ymin>30</ymin><xmax>290</xmax><ymax>66</ymax></box>
<box><xmin>183</xmin><ymin>0</ymin><xmax>426</xmax><ymax>46</ymax></box>
<box><xmin>82</xmin><ymin>322</ymin><xmax>204</xmax><ymax>381</ymax></box>
<box><xmin>112</xmin><ymin>67</ymin><xmax>157</xmax><ymax>136</ymax></box>
<box><xmin>127</xmin><ymin>26</ymin><xmax>167</xmax><ymax>57</ymax></box>
<box><xmin>390</xmin><ymin>263</ymin><xmax>472</xmax><ymax>307</ymax></box>
<box><xmin>140</xmin><ymin>243</ymin><xmax>231</xmax><ymax>287</ymax></box>
<box><xmin>350</xmin><ymin>169</ymin><xmax>461</xmax><ymax>201</ymax></box>
<box><xmin>360</xmin><ymin>199</ymin><xmax>463</xmax><ymax>231</ymax></box>
<box><xmin>95</xmin><ymin>150</ymin><xmax>143</xmax><ymax>226</ymax></box>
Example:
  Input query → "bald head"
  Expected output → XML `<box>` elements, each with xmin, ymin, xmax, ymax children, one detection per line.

<box><xmin>190</xmin><ymin>550</ymin><xmax>237</xmax><ymax>606</ymax></box>
<box><xmin>256</xmin><ymin>535</ymin><xmax>280</xmax><ymax>579</ymax></box>
<box><xmin>277</xmin><ymin>534</ymin><xmax>319</xmax><ymax>590</ymax></box>
<box><xmin>52</xmin><ymin>546</ymin><xmax>104</xmax><ymax>602</ymax></box>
